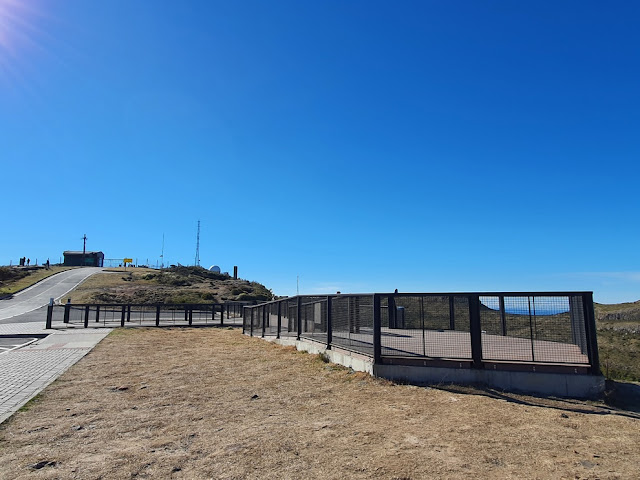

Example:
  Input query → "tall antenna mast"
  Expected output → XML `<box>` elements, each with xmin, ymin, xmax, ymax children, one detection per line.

<box><xmin>160</xmin><ymin>233</ymin><xmax>165</xmax><ymax>269</ymax></box>
<box><xmin>82</xmin><ymin>234</ymin><xmax>87</xmax><ymax>266</ymax></box>
<box><xmin>194</xmin><ymin>220</ymin><xmax>200</xmax><ymax>266</ymax></box>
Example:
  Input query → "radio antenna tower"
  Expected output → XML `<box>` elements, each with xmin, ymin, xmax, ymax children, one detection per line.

<box><xmin>194</xmin><ymin>220</ymin><xmax>200</xmax><ymax>266</ymax></box>
<box><xmin>82</xmin><ymin>234</ymin><xmax>87</xmax><ymax>266</ymax></box>
<box><xmin>160</xmin><ymin>233</ymin><xmax>164</xmax><ymax>269</ymax></box>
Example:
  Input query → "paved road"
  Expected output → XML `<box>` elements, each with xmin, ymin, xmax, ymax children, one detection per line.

<box><xmin>0</xmin><ymin>268</ymin><xmax>103</xmax><ymax>322</ymax></box>
<box><xmin>0</xmin><ymin>337</ymin><xmax>38</xmax><ymax>353</ymax></box>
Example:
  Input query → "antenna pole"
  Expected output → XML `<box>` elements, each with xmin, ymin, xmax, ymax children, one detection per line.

<box><xmin>194</xmin><ymin>220</ymin><xmax>200</xmax><ymax>267</ymax></box>
<box><xmin>82</xmin><ymin>234</ymin><xmax>87</xmax><ymax>267</ymax></box>
<box><xmin>160</xmin><ymin>233</ymin><xmax>165</xmax><ymax>269</ymax></box>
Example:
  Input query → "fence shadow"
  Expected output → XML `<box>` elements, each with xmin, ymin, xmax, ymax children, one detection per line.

<box><xmin>424</xmin><ymin>382</ymin><xmax>640</xmax><ymax>419</ymax></box>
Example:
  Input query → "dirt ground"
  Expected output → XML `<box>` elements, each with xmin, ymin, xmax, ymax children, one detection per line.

<box><xmin>1</xmin><ymin>329</ymin><xmax>639</xmax><ymax>479</ymax></box>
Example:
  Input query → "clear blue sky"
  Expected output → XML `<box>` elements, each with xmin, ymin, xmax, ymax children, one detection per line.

<box><xmin>1</xmin><ymin>1</ymin><xmax>639</xmax><ymax>303</ymax></box>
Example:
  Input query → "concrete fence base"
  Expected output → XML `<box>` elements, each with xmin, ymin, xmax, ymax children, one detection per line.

<box><xmin>259</xmin><ymin>335</ymin><xmax>605</xmax><ymax>399</ymax></box>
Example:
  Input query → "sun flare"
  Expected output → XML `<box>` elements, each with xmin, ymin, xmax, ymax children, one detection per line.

<box><xmin>0</xmin><ymin>0</ymin><xmax>46</xmax><ymax>85</ymax></box>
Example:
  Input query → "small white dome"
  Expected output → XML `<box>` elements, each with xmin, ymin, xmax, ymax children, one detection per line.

<box><xmin>209</xmin><ymin>265</ymin><xmax>221</xmax><ymax>273</ymax></box>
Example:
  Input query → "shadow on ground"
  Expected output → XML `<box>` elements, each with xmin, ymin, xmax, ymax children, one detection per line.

<box><xmin>424</xmin><ymin>380</ymin><xmax>640</xmax><ymax>420</ymax></box>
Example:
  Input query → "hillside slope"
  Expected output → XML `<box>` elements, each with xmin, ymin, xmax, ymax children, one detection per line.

<box><xmin>65</xmin><ymin>266</ymin><xmax>273</xmax><ymax>304</ymax></box>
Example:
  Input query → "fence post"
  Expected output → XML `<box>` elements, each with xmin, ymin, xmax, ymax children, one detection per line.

<box><xmin>373</xmin><ymin>294</ymin><xmax>381</xmax><ymax>363</ymax></box>
<box><xmin>262</xmin><ymin>306</ymin><xmax>266</xmax><ymax>337</ymax></box>
<box><xmin>388</xmin><ymin>294</ymin><xmax>396</xmax><ymax>329</ymax></box>
<box><xmin>188</xmin><ymin>306</ymin><xmax>193</xmax><ymax>326</ymax></box>
<box><xmin>127</xmin><ymin>305</ymin><xmax>131</xmax><ymax>322</ymax></box>
<box><xmin>499</xmin><ymin>296</ymin><xmax>507</xmax><ymax>336</ymax></box>
<box><xmin>583</xmin><ymin>293</ymin><xmax>601</xmax><ymax>375</ymax></box>
<box><xmin>95</xmin><ymin>305</ymin><xmax>100</xmax><ymax>323</ymax></box>
<box><xmin>63</xmin><ymin>303</ymin><xmax>71</xmax><ymax>324</ymax></box>
<box><xmin>448</xmin><ymin>296</ymin><xmax>455</xmax><ymax>330</ymax></box>
<box><xmin>156</xmin><ymin>305</ymin><xmax>161</xmax><ymax>326</ymax></box>
<box><xmin>297</xmin><ymin>296</ymin><xmax>302</xmax><ymax>340</ymax></box>
<box><xmin>84</xmin><ymin>305</ymin><xmax>90</xmax><ymax>328</ymax></box>
<box><xmin>220</xmin><ymin>304</ymin><xmax>224</xmax><ymax>327</ymax></box>
<box><xmin>46</xmin><ymin>305</ymin><xmax>53</xmax><ymax>329</ymax></box>
<box><xmin>250</xmin><ymin>308</ymin><xmax>254</xmax><ymax>336</ymax></box>
<box><xmin>121</xmin><ymin>305</ymin><xmax>126</xmax><ymax>327</ymax></box>
<box><xmin>469</xmin><ymin>295</ymin><xmax>483</xmax><ymax>369</ymax></box>
<box><xmin>277</xmin><ymin>301</ymin><xmax>282</xmax><ymax>339</ymax></box>
<box><xmin>326</xmin><ymin>296</ymin><xmax>332</xmax><ymax>349</ymax></box>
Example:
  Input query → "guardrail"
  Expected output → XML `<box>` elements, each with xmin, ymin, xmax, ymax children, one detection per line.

<box><xmin>243</xmin><ymin>292</ymin><xmax>600</xmax><ymax>375</ymax></box>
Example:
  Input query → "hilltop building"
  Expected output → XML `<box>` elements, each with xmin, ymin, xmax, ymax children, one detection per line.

<box><xmin>63</xmin><ymin>251</ymin><xmax>104</xmax><ymax>267</ymax></box>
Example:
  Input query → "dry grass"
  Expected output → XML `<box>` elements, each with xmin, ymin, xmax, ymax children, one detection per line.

<box><xmin>0</xmin><ymin>266</ymin><xmax>77</xmax><ymax>295</ymax></box>
<box><xmin>1</xmin><ymin>328</ymin><xmax>639</xmax><ymax>479</ymax></box>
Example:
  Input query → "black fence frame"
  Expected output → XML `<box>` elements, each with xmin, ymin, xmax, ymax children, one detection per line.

<box><xmin>46</xmin><ymin>302</ymin><xmax>246</xmax><ymax>329</ymax></box>
<box><xmin>243</xmin><ymin>292</ymin><xmax>600</xmax><ymax>375</ymax></box>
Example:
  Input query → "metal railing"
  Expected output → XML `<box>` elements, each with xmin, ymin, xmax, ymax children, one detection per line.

<box><xmin>46</xmin><ymin>302</ymin><xmax>246</xmax><ymax>329</ymax></box>
<box><xmin>243</xmin><ymin>292</ymin><xmax>600</xmax><ymax>375</ymax></box>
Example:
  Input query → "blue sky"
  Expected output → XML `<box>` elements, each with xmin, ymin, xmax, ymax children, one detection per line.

<box><xmin>1</xmin><ymin>1</ymin><xmax>639</xmax><ymax>303</ymax></box>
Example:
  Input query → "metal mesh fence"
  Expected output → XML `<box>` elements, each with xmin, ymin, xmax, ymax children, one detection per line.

<box><xmin>300</xmin><ymin>296</ymin><xmax>329</xmax><ymax>344</ymax></box>
<box><xmin>265</xmin><ymin>302</ymin><xmax>279</xmax><ymax>336</ymax></box>
<box><xmin>480</xmin><ymin>295</ymin><xmax>589</xmax><ymax>364</ymax></box>
<box><xmin>285</xmin><ymin>299</ymin><xmax>298</xmax><ymax>337</ymax></box>
<box><xmin>53</xmin><ymin>303</ymin><xmax>227</xmax><ymax>328</ymax></box>
<box><xmin>330</xmin><ymin>295</ymin><xmax>374</xmax><ymax>356</ymax></box>
<box><xmin>382</xmin><ymin>295</ymin><xmax>471</xmax><ymax>359</ymax></box>
<box><xmin>242</xmin><ymin>292</ymin><xmax>597</xmax><ymax>371</ymax></box>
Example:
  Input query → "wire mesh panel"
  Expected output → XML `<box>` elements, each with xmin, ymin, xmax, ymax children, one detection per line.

<box><xmin>191</xmin><ymin>305</ymin><xmax>213</xmax><ymax>324</ymax></box>
<box><xmin>67</xmin><ymin>305</ymin><xmax>86</xmax><ymax>325</ymax></box>
<box><xmin>480</xmin><ymin>295</ymin><xmax>590</xmax><ymax>364</ymax></box>
<box><xmin>299</xmin><ymin>296</ymin><xmax>328</xmax><ymax>344</ymax></box>
<box><xmin>161</xmin><ymin>305</ymin><xmax>184</xmax><ymax>325</ymax></box>
<box><xmin>252</xmin><ymin>305</ymin><xmax>263</xmax><ymax>335</ymax></box>
<box><xmin>381</xmin><ymin>295</ymin><xmax>472</xmax><ymax>359</ymax></box>
<box><xmin>97</xmin><ymin>305</ymin><xmax>122</xmax><ymax>327</ymax></box>
<box><xmin>243</xmin><ymin>306</ymin><xmax>252</xmax><ymax>334</ymax></box>
<box><xmin>331</xmin><ymin>295</ymin><xmax>374</xmax><ymax>356</ymax></box>
<box><xmin>51</xmin><ymin>305</ymin><xmax>66</xmax><ymax>323</ymax></box>
<box><xmin>265</xmin><ymin>302</ymin><xmax>279</xmax><ymax>336</ymax></box>
<box><xmin>281</xmin><ymin>299</ymin><xmax>298</xmax><ymax>337</ymax></box>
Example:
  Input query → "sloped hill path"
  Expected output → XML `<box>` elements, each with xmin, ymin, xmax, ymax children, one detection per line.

<box><xmin>0</xmin><ymin>328</ymin><xmax>638</xmax><ymax>479</ymax></box>
<box><xmin>0</xmin><ymin>268</ymin><xmax>103</xmax><ymax>323</ymax></box>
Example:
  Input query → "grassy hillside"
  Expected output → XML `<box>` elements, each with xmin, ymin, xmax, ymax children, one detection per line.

<box><xmin>64</xmin><ymin>266</ymin><xmax>273</xmax><ymax>305</ymax></box>
<box><xmin>595</xmin><ymin>301</ymin><xmax>640</xmax><ymax>382</ymax></box>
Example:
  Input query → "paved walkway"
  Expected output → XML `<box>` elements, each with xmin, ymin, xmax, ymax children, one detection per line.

<box><xmin>0</xmin><ymin>268</ymin><xmax>111</xmax><ymax>424</ymax></box>
<box><xmin>0</xmin><ymin>321</ymin><xmax>111</xmax><ymax>424</ymax></box>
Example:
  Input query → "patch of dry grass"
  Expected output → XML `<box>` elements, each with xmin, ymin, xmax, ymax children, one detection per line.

<box><xmin>1</xmin><ymin>328</ymin><xmax>639</xmax><ymax>479</ymax></box>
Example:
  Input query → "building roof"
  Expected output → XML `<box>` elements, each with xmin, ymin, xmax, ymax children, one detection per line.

<box><xmin>63</xmin><ymin>251</ymin><xmax>104</xmax><ymax>255</ymax></box>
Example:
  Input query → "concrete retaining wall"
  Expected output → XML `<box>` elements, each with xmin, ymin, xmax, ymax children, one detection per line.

<box><xmin>374</xmin><ymin>364</ymin><xmax>605</xmax><ymax>398</ymax></box>
<box><xmin>256</xmin><ymin>335</ymin><xmax>605</xmax><ymax>399</ymax></box>
<box><xmin>262</xmin><ymin>336</ymin><xmax>374</xmax><ymax>375</ymax></box>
